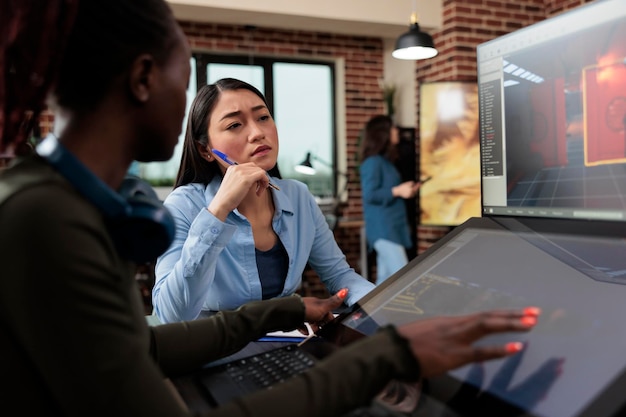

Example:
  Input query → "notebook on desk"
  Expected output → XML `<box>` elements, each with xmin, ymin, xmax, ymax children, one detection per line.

<box><xmin>174</xmin><ymin>1</ymin><xmax>626</xmax><ymax>415</ymax></box>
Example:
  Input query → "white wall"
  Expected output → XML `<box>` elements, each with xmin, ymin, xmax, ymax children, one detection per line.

<box><xmin>167</xmin><ymin>0</ymin><xmax>442</xmax><ymax>38</ymax></box>
<box><xmin>383</xmin><ymin>38</ymin><xmax>417</xmax><ymax>128</ymax></box>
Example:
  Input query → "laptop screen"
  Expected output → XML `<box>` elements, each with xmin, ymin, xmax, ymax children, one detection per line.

<box><xmin>477</xmin><ymin>0</ymin><xmax>626</xmax><ymax>223</ymax></box>
<box><xmin>335</xmin><ymin>217</ymin><xmax>626</xmax><ymax>417</ymax></box>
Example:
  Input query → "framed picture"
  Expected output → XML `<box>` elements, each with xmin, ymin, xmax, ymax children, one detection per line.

<box><xmin>419</xmin><ymin>81</ymin><xmax>481</xmax><ymax>226</ymax></box>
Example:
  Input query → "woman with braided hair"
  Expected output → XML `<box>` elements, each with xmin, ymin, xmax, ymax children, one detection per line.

<box><xmin>0</xmin><ymin>1</ymin><xmax>539</xmax><ymax>416</ymax></box>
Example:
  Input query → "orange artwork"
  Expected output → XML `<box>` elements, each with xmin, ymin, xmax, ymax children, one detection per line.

<box><xmin>419</xmin><ymin>82</ymin><xmax>482</xmax><ymax>226</ymax></box>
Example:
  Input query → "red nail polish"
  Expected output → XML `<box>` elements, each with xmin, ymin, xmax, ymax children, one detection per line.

<box><xmin>337</xmin><ymin>289</ymin><xmax>347</xmax><ymax>299</ymax></box>
<box><xmin>523</xmin><ymin>307</ymin><xmax>541</xmax><ymax>316</ymax></box>
<box><xmin>521</xmin><ymin>316</ymin><xmax>536</xmax><ymax>327</ymax></box>
<box><xmin>505</xmin><ymin>342</ymin><xmax>523</xmax><ymax>354</ymax></box>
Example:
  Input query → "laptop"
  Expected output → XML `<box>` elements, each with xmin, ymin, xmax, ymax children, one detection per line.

<box><xmin>174</xmin><ymin>1</ymin><xmax>626</xmax><ymax>416</ymax></box>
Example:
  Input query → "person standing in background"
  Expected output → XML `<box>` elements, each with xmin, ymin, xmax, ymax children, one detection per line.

<box><xmin>360</xmin><ymin>115</ymin><xmax>421</xmax><ymax>284</ymax></box>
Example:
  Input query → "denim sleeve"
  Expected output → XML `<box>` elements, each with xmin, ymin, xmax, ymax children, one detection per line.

<box><xmin>360</xmin><ymin>156</ymin><xmax>395</xmax><ymax>206</ymax></box>
<box><xmin>152</xmin><ymin>191</ymin><xmax>236</xmax><ymax>323</ymax></box>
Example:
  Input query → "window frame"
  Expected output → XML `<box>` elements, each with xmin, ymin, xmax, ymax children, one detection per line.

<box><xmin>193</xmin><ymin>52</ymin><xmax>340</xmax><ymax>198</ymax></box>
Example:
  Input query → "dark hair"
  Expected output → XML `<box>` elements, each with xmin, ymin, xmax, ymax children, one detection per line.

<box><xmin>0</xmin><ymin>0</ymin><xmax>179</xmax><ymax>154</ymax></box>
<box><xmin>175</xmin><ymin>78</ymin><xmax>281</xmax><ymax>188</ymax></box>
<box><xmin>359</xmin><ymin>114</ymin><xmax>397</xmax><ymax>162</ymax></box>
<box><xmin>54</xmin><ymin>0</ymin><xmax>179</xmax><ymax>111</ymax></box>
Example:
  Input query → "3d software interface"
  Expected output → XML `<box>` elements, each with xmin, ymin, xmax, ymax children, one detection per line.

<box><xmin>478</xmin><ymin>4</ymin><xmax>626</xmax><ymax>221</ymax></box>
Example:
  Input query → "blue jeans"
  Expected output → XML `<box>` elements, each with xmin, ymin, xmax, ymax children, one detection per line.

<box><xmin>373</xmin><ymin>239</ymin><xmax>408</xmax><ymax>285</ymax></box>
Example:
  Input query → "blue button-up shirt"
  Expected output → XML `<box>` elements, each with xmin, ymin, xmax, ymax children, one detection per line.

<box><xmin>153</xmin><ymin>177</ymin><xmax>374</xmax><ymax>323</ymax></box>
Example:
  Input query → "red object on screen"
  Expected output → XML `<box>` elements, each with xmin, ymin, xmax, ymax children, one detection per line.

<box><xmin>583</xmin><ymin>61</ymin><xmax>626</xmax><ymax>166</ymax></box>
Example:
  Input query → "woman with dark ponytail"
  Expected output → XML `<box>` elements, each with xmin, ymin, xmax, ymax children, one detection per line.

<box><xmin>359</xmin><ymin>115</ymin><xmax>420</xmax><ymax>284</ymax></box>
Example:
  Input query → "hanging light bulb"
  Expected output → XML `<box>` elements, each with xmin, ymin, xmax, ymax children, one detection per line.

<box><xmin>392</xmin><ymin>10</ymin><xmax>438</xmax><ymax>60</ymax></box>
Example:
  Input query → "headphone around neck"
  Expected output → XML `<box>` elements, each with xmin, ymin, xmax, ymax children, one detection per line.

<box><xmin>36</xmin><ymin>135</ymin><xmax>175</xmax><ymax>263</ymax></box>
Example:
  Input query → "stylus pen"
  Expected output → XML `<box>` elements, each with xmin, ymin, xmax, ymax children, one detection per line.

<box><xmin>212</xmin><ymin>149</ymin><xmax>280</xmax><ymax>191</ymax></box>
<box><xmin>257</xmin><ymin>336</ymin><xmax>306</xmax><ymax>343</ymax></box>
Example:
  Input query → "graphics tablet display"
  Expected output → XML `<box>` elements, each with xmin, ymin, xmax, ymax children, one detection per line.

<box><xmin>332</xmin><ymin>218</ymin><xmax>626</xmax><ymax>417</ymax></box>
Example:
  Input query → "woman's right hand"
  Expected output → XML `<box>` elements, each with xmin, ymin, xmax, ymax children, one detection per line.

<box><xmin>397</xmin><ymin>307</ymin><xmax>540</xmax><ymax>379</ymax></box>
<box><xmin>207</xmin><ymin>162</ymin><xmax>270</xmax><ymax>220</ymax></box>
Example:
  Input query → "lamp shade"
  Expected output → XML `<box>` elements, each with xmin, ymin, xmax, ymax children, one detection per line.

<box><xmin>392</xmin><ymin>22</ymin><xmax>438</xmax><ymax>60</ymax></box>
<box><xmin>294</xmin><ymin>152</ymin><xmax>317</xmax><ymax>175</ymax></box>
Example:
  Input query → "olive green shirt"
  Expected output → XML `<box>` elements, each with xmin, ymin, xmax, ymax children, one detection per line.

<box><xmin>0</xmin><ymin>156</ymin><xmax>420</xmax><ymax>417</ymax></box>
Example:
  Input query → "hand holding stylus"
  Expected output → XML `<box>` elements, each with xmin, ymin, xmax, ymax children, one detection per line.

<box><xmin>212</xmin><ymin>149</ymin><xmax>280</xmax><ymax>191</ymax></box>
<box><xmin>206</xmin><ymin>149</ymin><xmax>280</xmax><ymax>220</ymax></box>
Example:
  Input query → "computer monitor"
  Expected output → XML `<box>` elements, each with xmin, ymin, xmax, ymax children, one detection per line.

<box><xmin>477</xmin><ymin>0</ymin><xmax>626</xmax><ymax>223</ymax></box>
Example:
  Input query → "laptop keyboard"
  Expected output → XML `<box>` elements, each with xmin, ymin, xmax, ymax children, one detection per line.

<box><xmin>225</xmin><ymin>344</ymin><xmax>315</xmax><ymax>390</ymax></box>
<box><xmin>199</xmin><ymin>344</ymin><xmax>317</xmax><ymax>404</ymax></box>
<box><xmin>191</xmin><ymin>344</ymin><xmax>413</xmax><ymax>416</ymax></box>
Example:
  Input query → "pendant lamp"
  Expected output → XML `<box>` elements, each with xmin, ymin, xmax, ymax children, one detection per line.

<box><xmin>392</xmin><ymin>11</ymin><xmax>438</xmax><ymax>60</ymax></box>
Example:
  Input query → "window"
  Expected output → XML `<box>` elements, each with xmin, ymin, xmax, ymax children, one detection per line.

<box><xmin>137</xmin><ymin>54</ymin><xmax>337</xmax><ymax>199</ymax></box>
